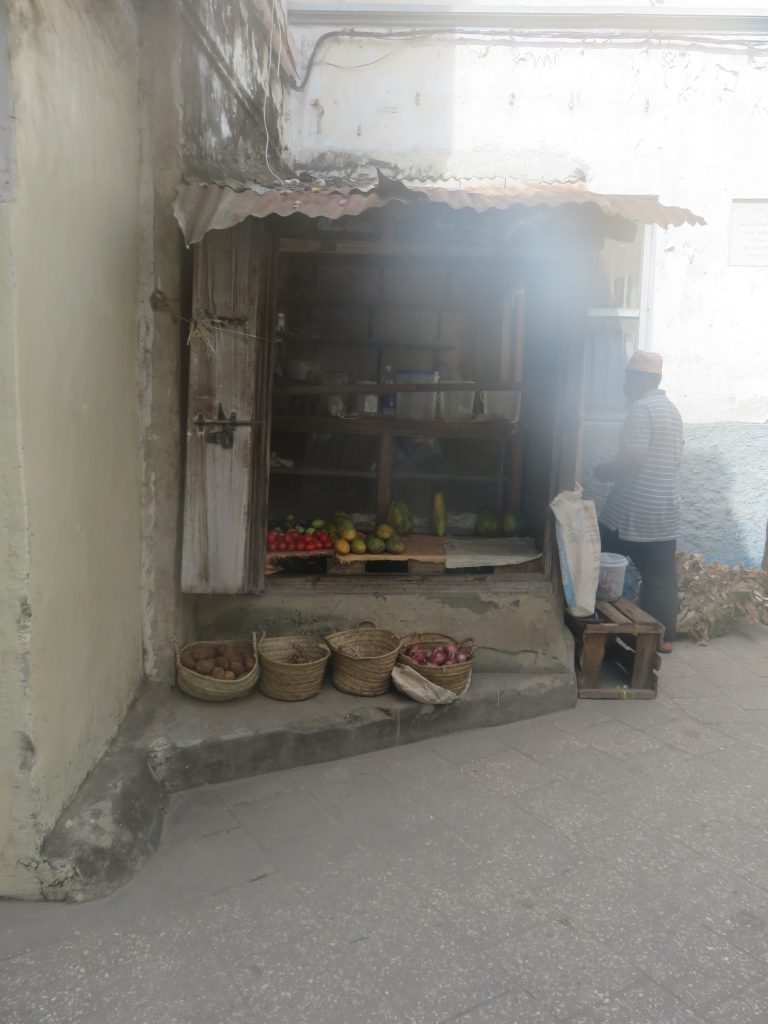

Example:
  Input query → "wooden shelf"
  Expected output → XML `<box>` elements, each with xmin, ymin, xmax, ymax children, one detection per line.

<box><xmin>279</xmin><ymin>337</ymin><xmax>456</xmax><ymax>352</ymax></box>
<box><xmin>272</xmin><ymin>415</ymin><xmax>514</xmax><ymax>441</ymax></box>
<box><xmin>273</xmin><ymin>382</ymin><xmax>521</xmax><ymax>395</ymax></box>
<box><xmin>393</xmin><ymin>473</ymin><xmax>505</xmax><ymax>483</ymax></box>
<box><xmin>270</xmin><ymin>466</ymin><xmax>375</xmax><ymax>479</ymax></box>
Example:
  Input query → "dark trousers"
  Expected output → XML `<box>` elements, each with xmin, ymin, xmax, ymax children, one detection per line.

<box><xmin>599</xmin><ymin>524</ymin><xmax>678</xmax><ymax>641</ymax></box>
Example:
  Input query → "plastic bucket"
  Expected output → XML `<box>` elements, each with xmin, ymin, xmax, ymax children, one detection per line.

<box><xmin>597</xmin><ymin>553</ymin><xmax>628</xmax><ymax>601</ymax></box>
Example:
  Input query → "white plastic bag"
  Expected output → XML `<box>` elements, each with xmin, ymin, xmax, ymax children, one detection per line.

<box><xmin>391</xmin><ymin>665</ymin><xmax>470</xmax><ymax>704</ymax></box>
<box><xmin>550</xmin><ymin>485</ymin><xmax>600</xmax><ymax>617</ymax></box>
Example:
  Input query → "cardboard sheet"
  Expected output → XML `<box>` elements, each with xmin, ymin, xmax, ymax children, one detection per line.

<box><xmin>443</xmin><ymin>537</ymin><xmax>540</xmax><ymax>569</ymax></box>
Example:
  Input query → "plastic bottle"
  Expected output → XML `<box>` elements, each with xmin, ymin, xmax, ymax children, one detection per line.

<box><xmin>380</xmin><ymin>364</ymin><xmax>395</xmax><ymax>416</ymax></box>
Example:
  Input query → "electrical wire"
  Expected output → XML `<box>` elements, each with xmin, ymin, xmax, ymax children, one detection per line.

<box><xmin>263</xmin><ymin>0</ymin><xmax>285</xmax><ymax>185</ymax></box>
<box><xmin>292</xmin><ymin>26</ymin><xmax>768</xmax><ymax>91</ymax></box>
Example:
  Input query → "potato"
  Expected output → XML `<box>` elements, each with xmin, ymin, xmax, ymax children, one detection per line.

<box><xmin>223</xmin><ymin>670</ymin><xmax>236</xmax><ymax>680</ymax></box>
<box><xmin>229</xmin><ymin>660</ymin><xmax>244</xmax><ymax>676</ymax></box>
<box><xmin>244</xmin><ymin>655</ymin><xmax>256</xmax><ymax>671</ymax></box>
<box><xmin>214</xmin><ymin>656</ymin><xmax>230</xmax><ymax>670</ymax></box>
<box><xmin>192</xmin><ymin>643</ymin><xmax>216</xmax><ymax>661</ymax></box>
<box><xmin>180</xmin><ymin>650</ymin><xmax>197</xmax><ymax>670</ymax></box>
<box><xmin>216</xmin><ymin>644</ymin><xmax>227</xmax><ymax>656</ymax></box>
<box><xmin>195</xmin><ymin>658</ymin><xmax>215</xmax><ymax>675</ymax></box>
<box><xmin>211</xmin><ymin>667</ymin><xmax>226</xmax><ymax>680</ymax></box>
<box><xmin>222</xmin><ymin>646</ymin><xmax>242</xmax><ymax>664</ymax></box>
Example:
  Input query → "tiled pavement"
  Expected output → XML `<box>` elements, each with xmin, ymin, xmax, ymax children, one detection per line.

<box><xmin>3</xmin><ymin>625</ymin><xmax>768</xmax><ymax>1024</ymax></box>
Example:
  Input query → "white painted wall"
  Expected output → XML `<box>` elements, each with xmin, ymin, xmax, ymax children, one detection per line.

<box><xmin>0</xmin><ymin>0</ymin><xmax>143</xmax><ymax>897</ymax></box>
<box><xmin>284</xmin><ymin>27</ymin><xmax>768</xmax><ymax>425</ymax></box>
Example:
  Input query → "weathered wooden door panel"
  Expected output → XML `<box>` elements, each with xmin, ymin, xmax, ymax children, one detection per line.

<box><xmin>181</xmin><ymin>221</ymin><xmax>272</xmax><ymax>594</ymax></box>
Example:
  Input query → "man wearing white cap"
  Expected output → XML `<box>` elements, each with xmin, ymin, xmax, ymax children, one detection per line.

<box><xmin>594</xmin><ymin>351</ymin><xmax>684</xmax><ymax>652</ymax></box>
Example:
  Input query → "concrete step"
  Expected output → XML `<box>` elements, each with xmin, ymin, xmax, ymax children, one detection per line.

<box><xmin>37</xmin><ymin>670</ymin><xmax>575</xmax><ymax>901</ymax></box>
<box><xmin>147</xmin><ymin>670</ymin><xmax>576</xmax><ymax>791</ymax></box>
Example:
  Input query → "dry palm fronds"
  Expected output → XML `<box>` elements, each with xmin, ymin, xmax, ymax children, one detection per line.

<box><xmin>677</xmin><ymin>552</ymin><xmax>768</xmax><ymax>642</ymax></box>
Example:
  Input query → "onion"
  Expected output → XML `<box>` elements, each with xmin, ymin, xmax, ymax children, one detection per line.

<box><xmin>431</xmin><ymin>650</ymin><xmax>447</xmax><ymax>666</ymax></box>
<box><xmin>445</xmin><ymin>643</ymin><xmax>460</xmax><ymax>657</ymax></box>
<box><xmin>456</xmin><ymin>651</ymin><xmax>469</xmax><ymax>663</ymax></box>
<box><xmin>408</xmin><ymin>644</ymin><xmax>423</xmax><ymax>658</ymax></box>
<box><xmin>445</xmin><ymin>656</ymin><xmax>457</xmax><ymax>665</ymax></box>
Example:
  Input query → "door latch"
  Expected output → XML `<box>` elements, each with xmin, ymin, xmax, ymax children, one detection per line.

<box><xmin>193</xmin><ymin>404</ymin><xmax>264</xmax><ymax>450</ymax></box>
<box><xmin>194</xmin><ymin>404</ymin><xmax>235</xmax><ymax>449</ymax></box>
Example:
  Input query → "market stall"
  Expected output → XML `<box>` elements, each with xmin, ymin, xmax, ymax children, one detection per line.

<box><xmin>174</xmin><ymin>176</ymin><xmax>702</xmax><ymax>675</ymax></box>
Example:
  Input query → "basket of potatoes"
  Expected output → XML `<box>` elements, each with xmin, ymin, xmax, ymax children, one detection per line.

<box><xmin>175</xmin><ymin>635</ymin><xmax>259</xmax><ymax>701</ymax></box>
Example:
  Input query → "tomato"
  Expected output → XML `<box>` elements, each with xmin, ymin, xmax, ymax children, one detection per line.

<box><xmin>296</xmin><ymin>540</ymin><xmax>306</xmax><ymax>551</ymax></box>
<box><xmin>278</xmin><ymin>541</ymin><xmax>288</xmax><ymax>551</ymax></box>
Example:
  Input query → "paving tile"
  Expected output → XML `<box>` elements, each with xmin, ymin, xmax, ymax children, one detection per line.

<box><xmin>514</xmin><ymin>779</ymin><xmax>613</xmax><ymax>836</ymax></box>
<box><xmin>570</xmin><ymin>813</ymin><xmax>695</xmax><ymax>873</ymax></box>
<box><xmin>703</xmin><ymin>978</ymin><xmax>768</xmax><ymax>1023</ymax></box>
<box><xmin>0</xmin><ymin>940</ymin><xmax>99</xmax><ymax>1024</ymax></box>
<box><xmin>445</xmin><ymin>988</ymin><xmax>559</xmax><ymax>1023</ymax></box>
<box><xmin>192</xmin><ymin>872</ymin><xmax>325</xmax><ymax>957</ymax></box>
<box><xmin>429</xmin><ymin>726</ymin><xmax>514</xmax><ymax>764</ymax></box>
<box><xmin>563</xmin><ymin>977</ymin><xmax>705</xmax><ymax>1024</ymax></box>
<box><xmin>639</xmin><ymin>718</ymin><xmax>736</xmax><ymax>756</ymax></box>
<box><xmin>350</xmin><ymin>909</ymin><xmax>512</xmax><ymax>1024</ymax></box>
<box><xmin>545</xmin><ymin>746</ymin><xmax>638</xmax><ymax>793</ymax></box>
<box><xmin>459</xmin><ymin>750</ymin><xmax>560</xmax><ymax>796</ymax></box>
<box><xmin>550</xmin><ymin>704</ymin><xmax>613</xmax><ymax>732</ymax></box>
<box><xmin>491</xmin><ymin>919</ymin><xmax>644</xmax><ymax>1020</ymax></box>
<box><xmin>728</xmin><ymin>687</ymin><xmax>768</xmax><ymax>711</ymax></box>
<box><xmin>577</xmin><ymin>720</ymin><xmax>664</xmax><ymax>758</ymax></box>
<box><xmin>164</xmin><ymin>786</ymin><xmax>240</xmax><ymax>843</ymax></box>
<box><xmin>503</xmin><ymin>719</ymin><xmax>592</xmax><ymax>760</ymax></box>
<box><xmin>597</xmin><ymin>695</ymin><xmax>684</xmax><ymax>727</ymax></box>
<box><xmin>0</xmin><ymin>899</ymin><xmax>89</xmax><ymax>960</ymax></box>
<box><xmin>672</xmin><ymin>698</ymin><xmax>751</xmax><ymax>724</ymax></box>
<box><xmin>225</xmin><ymin>931</ymin><xmax>382</xmax><ymax>1024</ymax></box>
<box><xmin>630</xmin><ymin>918</ymin><xmax>766</xmax><ymax>1014</ymax></box>
<box><xmin>229</xmin><ymin>787</ymin><xmax>335</xmax><ymax>845</ymax></box>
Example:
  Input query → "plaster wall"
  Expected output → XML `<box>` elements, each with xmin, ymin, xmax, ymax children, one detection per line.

<box><xmin>0</xmin><ymin>0</ymin><xmax>143</xmax><ymax>896</ymax></box>
<box><xmin>284</xmin><ymin>31</ymin><xmax>768</xmax><ymax>426</ymax></box>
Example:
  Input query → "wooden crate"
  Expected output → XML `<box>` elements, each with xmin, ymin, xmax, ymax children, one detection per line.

<box><xmin>565</xmin><ymin>598</ymin><xmax>664</xmax><ymax>699</ymax></box>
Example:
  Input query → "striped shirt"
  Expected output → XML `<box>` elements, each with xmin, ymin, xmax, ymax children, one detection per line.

<box><xmin>600</xmin><ymin>389</ymin><xmax>684</xmax><ymax>542</ymax></box>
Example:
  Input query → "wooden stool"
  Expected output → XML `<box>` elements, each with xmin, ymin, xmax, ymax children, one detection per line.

<box><xmin>565</xmin><ymin>598</ymin><xmax>664</xmax><ymax>699</ymax></box>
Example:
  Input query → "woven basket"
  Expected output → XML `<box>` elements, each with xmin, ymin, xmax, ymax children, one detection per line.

<box><xmin>258</xmin><ymin>634</ymin><xmax>331</xmax><ymax>701</ymax></box>
<box><xmin>398</xmin><ymin>633</ymin><xmax>476</xmax><ymax>695</ymax></box>
<box><xmin>326</xmin><ymin>624</ymin><xmax>401</xmax><ymax>697</ymax></box>
<box><xmin>175</xmin><ymin>635</ymin><xmax>259</xmax><ymax>702</ymax></box>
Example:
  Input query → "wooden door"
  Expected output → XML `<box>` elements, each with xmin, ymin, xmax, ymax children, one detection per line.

<box><xmin>181</xmin><ymin>220</ymin><xmax>274</xmax><ymax>593</ymax></box>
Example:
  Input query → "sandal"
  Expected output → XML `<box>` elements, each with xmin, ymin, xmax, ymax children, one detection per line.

<box><xmin>659</xmin><ymin>642</ymin><xmax>673</xmax><ymax>654</ymax></box>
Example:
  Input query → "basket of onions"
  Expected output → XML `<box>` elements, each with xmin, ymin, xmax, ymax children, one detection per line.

<box><xmin>398</xmin><ymin>633</ymin><xmax>475</xmax><ymax>695</ymax></box>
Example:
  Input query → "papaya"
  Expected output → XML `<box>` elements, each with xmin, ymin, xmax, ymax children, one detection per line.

<box><xmin>432</xmin><ymin>491</ymin><xmax>447</xmax><ymax>537</ymax></box>
<box><xmin>386</xmin><ymin>536</ymin><xmax>406</xmax><ymax>555</ymax></box>
<box><xmin>375</xmin><ymin>523</ymin><xmax>394</xmax><ymax>541</ymax></box>
<box><xmin>386</xmin><ymin>499</ymin><xmax>413</xmax><ymax>536</ymax></box>
<box><xmin>350</xmin><ymin>538</ymin><xmax>367</xmax><ymax>555</ymax></box>
<box><xmin>366</xmin><ymin>536</ymin><xmax>386</xmax><ymax>554</ymax></box>
<box><xmin>502</xmin><ymin>512</ymin><xmax>522</xmax><ymax>536</ymax></box>
<box><xmin>476</xmin><ymin>507</ymin><xmax>501</xmax><ymax>536</ymax></box>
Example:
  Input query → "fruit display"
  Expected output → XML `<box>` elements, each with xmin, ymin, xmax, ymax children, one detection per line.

<box><xmin>179</xmin><ymin>642</ymin><xmax>256</xmax><ymax>680</ymax></box>
<box><xmin>267</xmin><ymin>516</ymin><xmax>334</xmax><ymax>554</ymax></box>
<box><xmin>432</xmin><ymin>492</ymin><xmax>447</xmax><ymax>537</ymax></box>
<box><xmin>403</xmin><ymin>641</ymin><xmax>471</xmax><ymax>667</ymax></box>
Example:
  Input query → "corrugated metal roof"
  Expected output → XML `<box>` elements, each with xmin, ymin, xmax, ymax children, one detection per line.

<box><xmin>174</xmin><ymin>173</ymin><xmax>705</xmax><ymax>245</ymax></box>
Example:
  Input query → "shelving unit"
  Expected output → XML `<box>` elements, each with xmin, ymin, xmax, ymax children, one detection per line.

<box><xmin>271</xmin><ymin>244</ymin><xmax>526</xmax><ymax>531</ymax></box>
<box><xmin>271</xmin><ymin>414</ymin><xmax>519</xmax><ymax>522</ymax></box>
